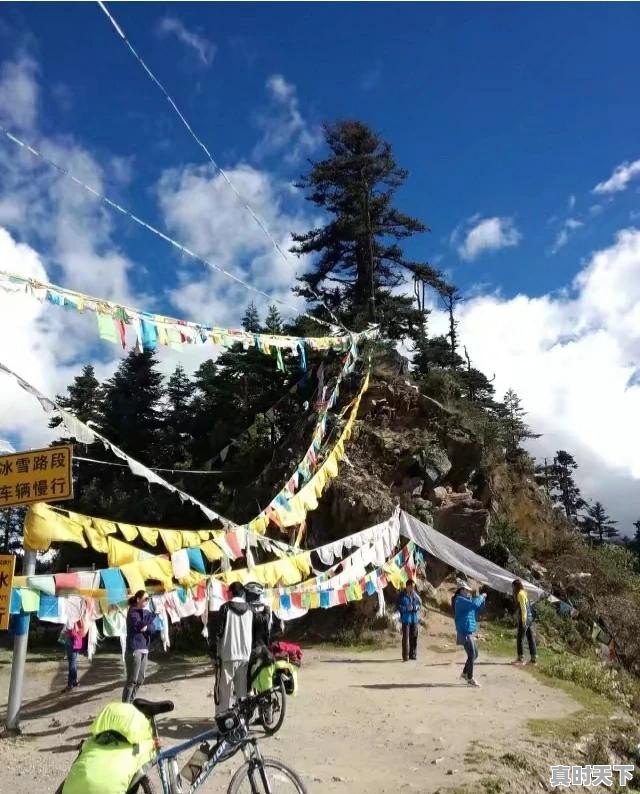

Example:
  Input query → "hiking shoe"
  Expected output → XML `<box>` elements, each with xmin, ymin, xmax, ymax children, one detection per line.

<box><xmin>528</xmin><ymin>659</ymin><xmax>538</xmax><ymax>666</ymax></box>
<box><xmin>467</xmin><ymin>678</ymin><xmax>480</xmax><ymax>688</ymax></box>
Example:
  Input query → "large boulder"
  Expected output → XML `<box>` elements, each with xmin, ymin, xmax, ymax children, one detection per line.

<box><xmin>434</xmin><ymin>503</ymin><xmax>490</xmax><ymax>551</ymax></box>
<box><xmin>396</xmin><ymin>445</ymin><xmax>452</xmax><ymax>489</ymax></box>
<box><xmin>445</xmin><ymin>432</ymin><xmax>483</xmax><ymax>489</ymax></box>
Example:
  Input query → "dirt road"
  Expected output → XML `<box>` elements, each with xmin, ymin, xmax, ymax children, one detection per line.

<box><xmin>0</xmin><ymin>621</ymin><xmax>580</xmax><ymax>793</ymax></box>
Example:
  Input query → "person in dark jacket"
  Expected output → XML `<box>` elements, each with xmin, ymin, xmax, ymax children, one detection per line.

<box><xmin>453</xmin><ymin>583</ymin><xmax>486</xmax><ymax>687</ymax></box>
<box><xmin>398</xmin><ymin>579</ymin><xmax>422</xmax><ymax>661</ymax></box>
<box><xmin>245</xmin><ymin>581</ymin><xmax>272</xmax><ymax>650</ymax></box>
<box><xmin>122</xmin><ymin>590</ymin><xmax>155</xmax><ymax>703</ymax></box>
<box><xmin>512</xmin><ymin>579</ymin><xmax>537</xmax><ymax>665</ymax></box>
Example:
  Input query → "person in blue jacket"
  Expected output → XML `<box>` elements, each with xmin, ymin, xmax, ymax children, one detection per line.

<box><xmin>398</xmin><ymin>579</ymin><xmax>422</xmax><ymax>661</ymax></box>
<box><xmin>453</xmin><ymin>582</ymin><xmax>487</xmax><ymax>687</ymax></box>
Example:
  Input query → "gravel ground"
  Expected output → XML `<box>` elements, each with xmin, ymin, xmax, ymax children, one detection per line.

<box><xmin>0</xmin><ymin>617</ymin><xmax>580</xmax><ymax>793</ymax></box>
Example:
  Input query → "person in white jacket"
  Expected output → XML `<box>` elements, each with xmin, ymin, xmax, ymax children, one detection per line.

<box><xmin>215</xmin><ymin>582</ymin><xmax>253</xmax><ymax>714</ymax></box>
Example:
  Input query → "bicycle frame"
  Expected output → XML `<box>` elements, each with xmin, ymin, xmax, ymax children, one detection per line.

<box><xmin>136</xmin><ymin>716</ymin><xmax>257</xmax><ymax>794</ymax></box>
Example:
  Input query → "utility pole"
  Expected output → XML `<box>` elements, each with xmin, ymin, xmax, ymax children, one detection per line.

<box><xmin>361</xmin><ymin>169</ymin><xmax>376</xmax><ymax>324</ymax></box>
<box><xmin>4</xmin><ymin>547</ymin><xmax>37</xmax><ymax>733</ymax></box>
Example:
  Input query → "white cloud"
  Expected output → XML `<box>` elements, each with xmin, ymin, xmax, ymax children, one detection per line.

<box><xmin>452</xmin><ymin>215</ymin><xmax>522</xmax><ymax>261</ymax></box>
<box><xmin>550</xmin><ymin>217</ymin><xmax>583</xmax><ymax>254</ymax></box>
<box><xmin>253</xmin><ymin>74</ymin><xmax>322</xmax><ymax>164</ymax></box>
<box><xmin>157</xmin><ymin>17</ymin><xmax>216</xmax><ymax>67</ymax></box>
<box><xmin>0</xmin><ymin>53</ymin><xmax>39</xmax><ymax>130</ymax></box>
<box><xmin>430</xmin><ymin>228</ymin><xmax>640</xmax><ymax>530</ymax></box>
<box><xmin>593</xmin><ymin>158</ymin><xmax>640</xmax><ymax>195</ymax></box>
<box><xmin>568</xmin><ymin>194</ymin><xmax>576</xmax><ymax>211</ymax></box>
<box><xmin>156</xmin><ymin>161</ymin><xmax>312</xmax><ymax>330</ymax></box>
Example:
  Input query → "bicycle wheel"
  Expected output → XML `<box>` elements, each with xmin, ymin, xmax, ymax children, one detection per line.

<box><xmin>127</xmin><ymin>777</ymin><xmax>156</xmax><ymax>794</ymax></box>
<box><xmin>227</xmin><ymin>757</ymin><xmax>307</xmax><ymax>794</ymax></box>
<box><xmin>259</xmin><ymin>679</ymin><xmax>286</xmax><ymax>735</ymax></box>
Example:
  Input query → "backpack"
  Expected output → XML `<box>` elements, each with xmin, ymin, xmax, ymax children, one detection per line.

<box><xmin>61</xmin><ymin>704</ymin><xmax>155</xmax><ymax>794</ymax></box>
<box><xmin>269</xmin><ymin>641</ymin><xmax>303</xmax><ymax>667</ymax></box>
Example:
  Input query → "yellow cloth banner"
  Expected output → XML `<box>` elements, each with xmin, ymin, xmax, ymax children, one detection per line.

<box><xmin>23</xmin><ymin>502</ymin><xmax>224</xmax><ymax>555</ymax></box>
<box><xmin>220</xmin><ymin>551</ymin><xmax>312</xmax><ymax>587</ymax></box>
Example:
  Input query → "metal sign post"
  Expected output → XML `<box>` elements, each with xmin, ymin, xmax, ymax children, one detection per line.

<box><xmin>1</xmin><ymin>443</ymin><xmax>74</xmax><ymax>734</ymax></box>
<box><xmin>4</xmin><ymin>549</ymin><xmax>36</xmax><ymax>733</ymax></box>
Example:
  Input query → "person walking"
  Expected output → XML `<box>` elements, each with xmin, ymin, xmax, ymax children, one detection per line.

<box><xmin>215</xmin><ymin>581</ymin><xmax>253</xmax><ymax>714</ymax></box>
<box><xmin>63</xmin><ymin>622</ymin><xmax>84</xmax><ymax>692</ymax></box>
<box><xmin>453</xmin><ymin>582</ymin><xmax>486</xmax><ymax>687</ymax></box>
<box><xmin>122</xmin><ymin>590</ymin><xmax>155</xmax><ymax>703</ymax></box>
<box><xmin>398</xmin><ymin>579</ymin><xmax>422</xmax><ymax>661</ymax></box>
<box><xmin>512</xmin><ymin>579</ymin><xmax>537</xmax><ymax>665</ymax></box>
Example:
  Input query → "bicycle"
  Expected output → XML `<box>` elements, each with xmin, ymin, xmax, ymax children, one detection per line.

<box><xmin>244</xmin><ymin>677</ymin><xmax>287</xmax><ymax>736</ymax></box>
<box><xmin>56</xmin><ymin>695</ymin><xmax>307</xmax><ymax>794</ymax></box>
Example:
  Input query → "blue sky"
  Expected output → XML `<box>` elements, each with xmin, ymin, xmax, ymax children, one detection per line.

<box><xmin>3</xmin><ymin>1</ymin><xmax>640</xmax><ymax>300</ymax></box>
<box><xmin>0</xmin><ymin>2</ymin><xmax>639</xmax><ymax>530</ymax></box>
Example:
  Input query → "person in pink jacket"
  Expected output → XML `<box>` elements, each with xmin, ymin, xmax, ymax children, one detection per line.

<box><xmin>64</xmin><ymin>623</ymin><xmax>84</xmax><ymax>692</ymax></box>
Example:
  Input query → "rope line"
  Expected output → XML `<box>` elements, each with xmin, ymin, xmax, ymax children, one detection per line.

<box><xmin>97</xmin><ymin>0</ymin><xmax>348</xmax><ymax>332</ymax></box>
<box><xmin>0</xmin><ymin>125</ymin><xmax>335</xmax><ymax>330</ymax></box>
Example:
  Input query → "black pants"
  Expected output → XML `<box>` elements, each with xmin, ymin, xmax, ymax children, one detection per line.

<box><xmin>402</xmin><ymin>624</ymin><xmax>418</xmax><ymax>660</ymax></box>
<box><xmin>517</xmin><ymin>623</ymin><xmax>537</xmax><ymax>661</ymax></box>
<box><xmin>462</xmin><ymin>635</ymin><xmax>477</xmax><ymax>680</ymax></box>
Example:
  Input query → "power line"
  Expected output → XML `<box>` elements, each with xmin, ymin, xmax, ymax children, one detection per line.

<box><xmin>0</xmin><ymin>125</ymin><xmax>336</xmax><ymax>330</ymax></box>
<box><xmin>97</xmin><ymin>0</ymin><xmax>349</xmax><ymax>333</ymax></box>
<box><xmin>74</xmin><ymin>455</ymin><xmax>234</xmax><ymax>475</ymax></box>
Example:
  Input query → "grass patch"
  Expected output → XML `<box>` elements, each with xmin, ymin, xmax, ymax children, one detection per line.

<box><xmin>499</xmin><ymin>752</ymin><xmax>531</xmax><ymax>772</ymax></box>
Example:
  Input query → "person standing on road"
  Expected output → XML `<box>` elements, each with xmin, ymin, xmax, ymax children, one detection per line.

<box><xmin>245</xmin><ymin>581</ymin><xmax>272</xmax><ymax>650</ymax></box>
<box><xmin>63</xmin><ymin>622</ymin><xmax>84</xmax><ymax>692</ymax></box>
<box><xmin>122</xmin><ymin>590</ymin><xmax>155</xmax><ymax>703</ymax></box>
<box><xmin>453</xmin><ymin>582</ymin><xmax>486</xmax><ymax>687</ymax></box>
<box><xmin>512</xmin><ymin>579</ymin><xmax>537</xmax><ymax>666</ymax></box>
<box><xmin>398</xmin><ymin>579</ymin><xmax>422</xmax><ymax>661</ymax></box>
<box><xmin>215</xmin><ymin>581</ymin><xmax>253</xmax><ymax>714</ymax></box>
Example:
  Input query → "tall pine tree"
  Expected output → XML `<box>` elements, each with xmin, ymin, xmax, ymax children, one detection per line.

<box><xmin>101</xmin><ymin>350</ymin><xmax>164</xmax><ymax>462</ymax></box>
<box><xmin>582</xmin><ymin>501</ymin><xmax>619</xmax><ymax>545</ymax></box>
<box><xmin>543</xmin><ymin>450</ymin><xmax>586</xmax><ymax>525</ymax></box>
<box><xmin>291</xmin><ymin>120</ymin><xmax>442</xmax><ymax>337</ymax></box>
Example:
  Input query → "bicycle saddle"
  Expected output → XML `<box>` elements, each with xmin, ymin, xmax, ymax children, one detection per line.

<box><xmin>133</xmin><ymin>698</ymin><xmax>175</xmax><ymax>717</ymax></box>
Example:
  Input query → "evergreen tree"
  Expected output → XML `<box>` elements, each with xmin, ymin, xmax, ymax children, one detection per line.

<box><xmin>242</xmin><ymin>302</ymin><xmax>261</xmax><ymax>333</ymax></box>
<box><xmin>0</xmin><ymin>507</ymin><xmax>25</xmax><ymax>555</ymax></box>
<box><xmin>498</xmin><ymin>389</ymin><xmax>540</xmax><ymax>457</ymax></box>
<box><xmin>544</xmin><ymin>450</ymin><xmax>586</xmax><ymax>524</ymax></box>
<box><xmin>632</xmin><ymin>518</ymin><xmax>640</xmax><ymax>557</ymax></box>
<box><xmin>49</xmin><ymin>364</ymin><xmax>104</xmax><ymax>432</ymax></box>
<box><xmin>582</xmin><ymin>501</ymin><xmax>619</xmax><ymax>545</ymax></box>
<box><xmin>291</xmin><ymin>120</ymin><xmax>441</xmax><ymax>336</ymax></box>
<box><xmin>162</xmin><ymin>365</ymin><xmax>196</xmax><ymax>465</ymax></box>
<box><xmin>265</xmin><ymin>304</ymin><xmax>283</xmax><ymax>334</ymax></box>
<box><xmin>101</xmin><ymin>350</ymin><xmax>164</xmax><ymax>461</ymax></box>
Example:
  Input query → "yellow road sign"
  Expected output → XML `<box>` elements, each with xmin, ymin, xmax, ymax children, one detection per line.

<box><xmin>0</xmin><ymin>554</ymin><xmax>16</xmax><ymax>630</ymax></box>
<box><xmin>0</xmin><ymin>444</ymin><xmax>73</xmax><ymax>508</ymax></box>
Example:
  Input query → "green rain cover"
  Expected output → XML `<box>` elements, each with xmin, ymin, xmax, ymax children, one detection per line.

<box><xmin>62</xmin><ymin>704</ymin><xmax>155</xmax><ymax>794</ymax></box>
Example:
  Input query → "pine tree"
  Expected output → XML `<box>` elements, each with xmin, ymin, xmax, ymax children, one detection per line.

<box><xmin>0</xmin><ymin>507</ymin><xmax>25</xmax><ymax>555</ymax></box>
<box><xmin>582</xmin><ymin>501</ymin><xmax>619</xmax><ymax>545</ymax></box>
<box><xmin>101</xmin><ymin>350</ymin><xmax>164</xmax><ymax>461</ymax></box>
<box><xmin>545</xmin><ymin>450</ymin><xmax>586</xmax><ymax>525</ymax></box>
<box><xmin>162</xmin><ymin>365</ymin><xmax>196</xmax><ymax>465</ymax></box>
<box><xmin>291</xmin><ymin>120</ymin><xmax>441</xmax><ymax>335</ymax></box>
<box><xmin>632</xmin><ymin>519</ymin><xmax>640</xmax><ymax>557</ymax></box>
<box><xmin>242</xmin><ymin>302</ymin><xmax>261</xmax><ymax>333</ymax></box>
<box><xmin>264</xmin><ymin>304</ymin><xmax>283</xmax><ymax>334</ymax></box>
<box><xmin>498</xmin><ymin>389</ymin><xmax>540</xmax><ymax>457</ymax></box>
<box><xmin>49</xmin><ymin>364</ymin><xmax>104</xmax><ymax>431</ymax></box>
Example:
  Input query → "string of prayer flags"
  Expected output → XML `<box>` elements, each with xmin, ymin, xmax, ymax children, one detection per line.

<box><xmin>0</xmin><ymin>270</ymin><xmax>377</xmax><ymax>359</ymax></box>
<box><xmin>246</xmin><ymin>365</ymin><xmax>368</xmax><ymax>535</ymax></box>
